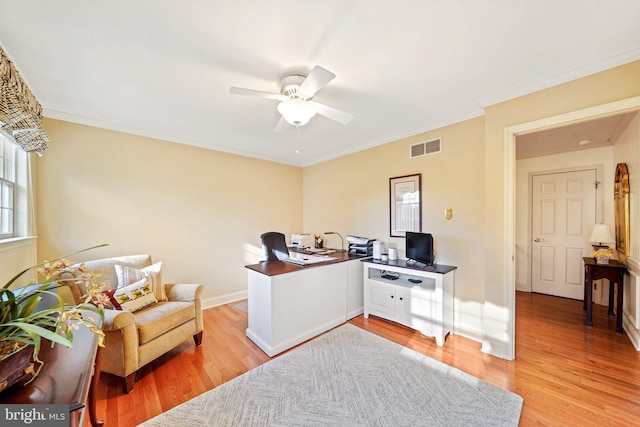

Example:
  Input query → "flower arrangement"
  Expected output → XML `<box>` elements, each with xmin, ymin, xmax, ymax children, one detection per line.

<box><xmin>591</xmin><ymin>248</ymin><xmax>615</xmax><ymax>259</ymax></box>
<box><xmin>0</xmin><ymin>245</ymin><xmax>108</xmax><ymax>382</ymax></box>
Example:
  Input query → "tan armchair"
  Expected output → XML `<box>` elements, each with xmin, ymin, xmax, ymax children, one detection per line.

<box><xmin>70</xmin><ymin>255</ymin><xmax>203</xmax><ymax>393</ymax></box>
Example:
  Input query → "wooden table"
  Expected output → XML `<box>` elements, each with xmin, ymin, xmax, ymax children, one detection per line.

<box><xmin>583</xmin><ymin>257</ymin><xmax>627</xmax><ymax>332</ymax></box>
<box><xmin>0</xmin><ymin>315</ymin><xmax>104</xmax><ymax>427</ymax></box>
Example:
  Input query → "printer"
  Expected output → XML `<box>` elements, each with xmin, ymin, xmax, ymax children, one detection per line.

<box><xmin>291</xmin><ymin>233</ymin><xmax>314</xmax><ymax>249</ymax></box>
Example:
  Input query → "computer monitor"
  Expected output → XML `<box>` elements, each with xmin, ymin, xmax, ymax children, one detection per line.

<box><xmin>405</xmin><ymin>231</ymin><xmax>434</xmax><ymax>266</ymax></box>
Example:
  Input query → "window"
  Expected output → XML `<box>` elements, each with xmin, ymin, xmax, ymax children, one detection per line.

<box><xmin>0</xmin><ymin>130</ymin><xmax>33</xmax><ymax>243</ymax></box>
<box><xmin>0</xmin><ymin>133</ymin><xmax>16</xmax><ymax>239</ymax></box>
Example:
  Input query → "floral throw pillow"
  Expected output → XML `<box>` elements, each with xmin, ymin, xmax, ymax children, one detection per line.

<box><xmin>105</xmin><ymin>277</ymin><xmax>157</xmax><ymax>312</ymax></box>
<box><xmin>115</xmin><ymin>262</ymin><xmax>167</xmax><ymax>302</ymax></box>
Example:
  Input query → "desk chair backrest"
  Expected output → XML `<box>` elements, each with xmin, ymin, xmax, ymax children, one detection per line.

<box><xmin>261</xmin><ymin>232</ymin><xmax>290</xmax><ymax>262</ymax></box>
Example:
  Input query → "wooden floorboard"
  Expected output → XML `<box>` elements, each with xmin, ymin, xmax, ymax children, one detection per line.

<box><xmin>89</xmin><ymin>291</ymin><xmax>640</xmax><ymax>426</ymax></box>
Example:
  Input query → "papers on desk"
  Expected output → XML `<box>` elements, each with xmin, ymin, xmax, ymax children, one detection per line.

<box><xmin>346</xmin><ymin>235</ymin><xmax>374</xmax><ymax>245</ymax></box>
<box><xmin>299</xmin><ymin>248</ymin><xmax>336</xmax><ymax>255</ymax></box>
<box><xmin>346</xmin><ymin>235</ymin><xmax>375</xmax><ymax>256</ymax></box>
<box><xmin>284</xmin><ymin>253</ymin><xmax>339</xmax><ymax>266</ymax></box>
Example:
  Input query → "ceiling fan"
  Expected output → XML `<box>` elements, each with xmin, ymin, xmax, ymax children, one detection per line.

<box><xmin>229</xmin><ymin>65</ymin><xmax>353</xmax><ymax>132</ymax></box>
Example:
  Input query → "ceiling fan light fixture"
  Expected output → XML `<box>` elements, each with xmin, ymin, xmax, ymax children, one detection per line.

<box><xmin>277</xmin><ymin>99</ymin><xmax>316</xmax><ymax>127</ymax></box>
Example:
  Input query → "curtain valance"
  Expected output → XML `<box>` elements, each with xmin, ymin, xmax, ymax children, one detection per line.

<box><xmin>0</xmin><ymin>45</ymin><xmax>49</xmax><ymax>154</ymax></box>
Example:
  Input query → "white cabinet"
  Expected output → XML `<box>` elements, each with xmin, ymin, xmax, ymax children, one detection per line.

<box><xmin>363</xmin><ymin>260</ymin><xmax>456</xmax><ymax>346</ymax></box>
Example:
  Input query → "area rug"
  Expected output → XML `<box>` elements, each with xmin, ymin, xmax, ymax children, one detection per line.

<box><xmin>140</xmin><ymin>324</ymin><xmax>523</xmax><ymax>427</ymax></box>
<box><xmin>234</xmin><ymin>300</ymin><xmax>248</xmax><ymax>312</ymax></box>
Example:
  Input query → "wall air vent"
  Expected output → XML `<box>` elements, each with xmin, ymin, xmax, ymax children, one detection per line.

<box><xmin>410</xmin><ymin>138</ymin><xmax>441</xmax><ymax>158</ymax></box>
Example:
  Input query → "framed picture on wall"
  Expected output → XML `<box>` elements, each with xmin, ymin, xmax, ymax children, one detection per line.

<box><xmin>389</xmin><ymin>174</ymin><xmax>422</xmax><ymax>237</ymax></box>
<box><xmin>614</xmin><ymin>163</ymin><xmax>630</xmax><ymax>256</ymax></box>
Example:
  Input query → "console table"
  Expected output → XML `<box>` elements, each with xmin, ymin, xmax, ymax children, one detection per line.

<box><xmin>583</xmin><ymin>257</ymin><xmax>627</xmax><ymax>332</ymax></box>
<box><xmin>362</xmin><ymin>259</ymin><xmax>456</xmax><ymax>346</ymax></box>
<box><xmin>0</xmin><ymin>315</ymin><xmax>104</xmax><ymax>427</ymax></box>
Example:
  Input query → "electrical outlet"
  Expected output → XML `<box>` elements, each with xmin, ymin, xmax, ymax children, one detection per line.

<box><xmin>445</xmin><ymin>208</ymin><xmax>453</xmax><ymax>220</ymax></box>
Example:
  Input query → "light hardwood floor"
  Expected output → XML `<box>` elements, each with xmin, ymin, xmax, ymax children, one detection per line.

<box><xmin>91</xmin><ymin>292</ymin><xmax>640</xmax><ymax>426</ymax></box>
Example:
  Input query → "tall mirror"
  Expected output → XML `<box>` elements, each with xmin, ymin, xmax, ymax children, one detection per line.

<box><xmin>614</xmin><ymin>163</ymin><xmax>630</xmax><ymax>257</ymax></box>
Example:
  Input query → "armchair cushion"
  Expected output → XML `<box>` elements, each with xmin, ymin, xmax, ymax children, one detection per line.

<box><xmin>134</xmin><ymin>301</ymin><xmax>196</xmax><ymax>344</ymax></box>
<box><xmin>108</xmin><ymin>277</ymin><xmax>157</xmax><ymax>312</ymax></box>
<box><xmin>84</xmin><ymin>255</ymin><xmax>152</xmax><ymax>290</ymax></box>
<box><xmin>115</xmin><ymin>262</ymin><xmax>167</xmax><ymax>301</ymax></box>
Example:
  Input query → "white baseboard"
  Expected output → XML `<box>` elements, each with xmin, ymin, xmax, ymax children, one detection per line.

<box><xmin>247</xmin><ymin>316</ymin><xmax>346</xmax><ymax>357</ymax></box>
<box><xmin>481</xmin><ymin>337</ymin><xmax>512</xmax><ymax>360</ymax></box>
<box><xmin>347</xmin><ymin>307</ymin><xmax>364</xmax><ymax>320</ymax></box>
<box><xmin>202</xmin><ymin>290</ymin><xmax>248</xmax><ymax>310</ymax></box>
<box><xmin>623</xmin><ymin>311</ymin><xmax>640</xmax><ymax>351</ymax></box>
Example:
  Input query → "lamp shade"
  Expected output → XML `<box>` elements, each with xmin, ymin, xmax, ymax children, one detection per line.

<box><xmin>277</xmin><ymin>99</ymin><xmax>316</xmax><ymax>126</ymax></box>
<box><xmin>588</xmin><ymin>224</ymin><xmax>614</xmax><ymax>244</ymax></box>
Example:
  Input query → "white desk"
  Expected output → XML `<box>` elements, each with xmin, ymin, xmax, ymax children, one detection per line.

<box><xmin>245</xmin><ymin>252</ymin><xmax>366</xmax><ymax>357</ymax></box>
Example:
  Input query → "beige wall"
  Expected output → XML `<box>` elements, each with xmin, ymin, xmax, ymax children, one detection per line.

<box><xmin>36</xmin><ymin>119</ymin><xmax>303</xmax><ymax>306</ymax></box>
<box><xmin>613</xmin><ymin>112</ymin><xmax>640</xmax><ymax>348</ymax></box>
<box><xmin>613</xmin><ymin>112</ymin><xmax>639</xmax><ymax>261</ymax></box>
<box><xmin>303</xmin><ymin>117</ymin><xmax>487</xmax><ymax>340</ymax></box>
<box><xmin>0</xmin><ymin>238</ymin><xmax>36</xmax><ymax>289</ymax></box>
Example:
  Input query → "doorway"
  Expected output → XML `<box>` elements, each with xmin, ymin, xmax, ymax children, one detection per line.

<box><xmin>503</xmin><ymin>96</ymin><xmax>640</xmax><ymax>361</ymax></box>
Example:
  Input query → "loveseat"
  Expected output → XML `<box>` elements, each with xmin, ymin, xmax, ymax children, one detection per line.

<box><xmin>69</xmin><ymin>254</ymin><xmax>204</xmax><ymax>393</ymax></box>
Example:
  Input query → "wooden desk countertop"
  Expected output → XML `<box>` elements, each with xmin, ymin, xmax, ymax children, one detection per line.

<box><xmin>245</xmin><ymin>250</ymin><xmax>369</xmax><ymax>276</ymax></box>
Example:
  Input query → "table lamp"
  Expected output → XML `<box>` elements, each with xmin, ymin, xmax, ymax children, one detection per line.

<box><xmin>324</xmin><ymin>232</ymin><xmax>345</xmax><ymax>252</ymax></box>
<box><xmin>588</xmin><ymin>224</ymin><xmax>614</xmax><ymax>250</ymax></box>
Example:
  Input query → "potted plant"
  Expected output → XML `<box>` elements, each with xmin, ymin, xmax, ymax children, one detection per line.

<box><xmin>0</xmin><ymin>245</ymin><xmax>108</xmax><ymax>392</ymax></box>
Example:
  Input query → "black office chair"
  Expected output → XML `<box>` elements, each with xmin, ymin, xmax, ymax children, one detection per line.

<box><xmin>261</xmin><ymin>232</ymin><xmax>290</xmax><ymax>262</ymax></box>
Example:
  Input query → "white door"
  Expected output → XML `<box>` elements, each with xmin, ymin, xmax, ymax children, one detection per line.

<box><xmin>531</xmin><ymin>169</ymin><xmax>596</xmax><ymax>299</ymax></box>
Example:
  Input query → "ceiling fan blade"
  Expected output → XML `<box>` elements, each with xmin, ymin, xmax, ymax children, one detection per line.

<box><xmin>229</xmin><ymin>87</ymin><xmax>288</xmax><ymax>101</ymax></box>
<box><xmin>274</xmin><ymin>116</ymin><xmax>290</xmax><ymax>133</ymax></box>
<box><xmin>311</xmin><ymin>102</ymin><xmax>353</xmax><ymax>125</ymax></box>
<box><xmin>298</xmin><ymin>66</ymin><xmax>335</xmax><ymax>98</ymax></box>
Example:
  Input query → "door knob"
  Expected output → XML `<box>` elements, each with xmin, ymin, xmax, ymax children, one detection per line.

<box><xmin>534</xmin><ymin>238</ymin><xmax>541</xmax><ymax>242</ymax></box>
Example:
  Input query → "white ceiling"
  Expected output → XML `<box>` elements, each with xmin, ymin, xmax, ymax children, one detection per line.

<box><xmin>1</xmin><ymin>1</ymin><xmax>640</xmax><ymax>167</ymax></box>
<box><xmin>516</xmin><ymin>112</ymin><xmax>636</xmax><ymax>159</ymax></box>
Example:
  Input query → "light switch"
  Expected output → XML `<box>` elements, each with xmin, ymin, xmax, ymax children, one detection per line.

<box><xmin>445</xmin><ymin>208</ymin><xmax>453</xmax><ymax>220</ymax></box>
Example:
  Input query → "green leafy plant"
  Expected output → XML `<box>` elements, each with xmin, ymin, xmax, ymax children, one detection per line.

<box><xmin>0</xmin><ymin>244</ymin><xmax>109</xmax><ymax>379</ymax></box>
